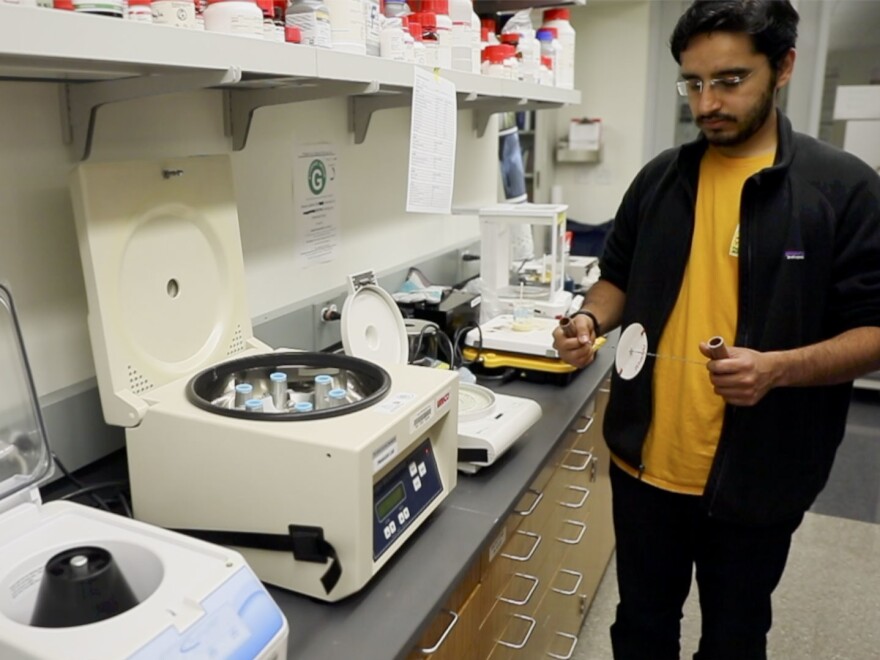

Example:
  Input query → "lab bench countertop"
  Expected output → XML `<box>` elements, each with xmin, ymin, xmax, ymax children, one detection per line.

<box><xmin>271</xmin><ymin>343</ymin><xmax>616</xmax><ymax>660</ymax></box>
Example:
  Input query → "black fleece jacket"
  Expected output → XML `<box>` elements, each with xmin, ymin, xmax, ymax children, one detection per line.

<box><xmin>599</xmin><ymin>111</ymin><xmax>880</xmax><ymax>525</ymax></box>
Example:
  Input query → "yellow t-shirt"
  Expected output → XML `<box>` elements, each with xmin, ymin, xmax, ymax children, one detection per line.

<box><xmin>615</xmin><ymin>147</ymin><xmax>775</xmax><ymax>494</ymax></box>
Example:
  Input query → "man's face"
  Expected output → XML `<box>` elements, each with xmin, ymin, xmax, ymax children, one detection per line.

<box><xmin>679</xmin><ymin>32</ymin><xmax>792</xmax><ymax>155</ymax></box>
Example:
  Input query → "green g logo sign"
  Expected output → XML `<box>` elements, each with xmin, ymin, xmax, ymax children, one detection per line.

<box><xmin>308</xmin><ymin>159</ymin><xmax>327</xmax><ymax>195</ymax></box>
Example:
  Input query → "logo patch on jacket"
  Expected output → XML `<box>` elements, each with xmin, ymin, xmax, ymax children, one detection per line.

<box><xmin>729</xmin><ymin>225</ymin><xmax>740</xmax><ymax>257</ymax></box>
<box><xmin>784</xmin><ymin>250</ymin><xmax>805</xmax><ymax>260</ymax></box>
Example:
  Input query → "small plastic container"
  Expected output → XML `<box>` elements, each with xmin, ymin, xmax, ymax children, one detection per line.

<box><xmin>204</xmin><ymin>0</ymin><xmax>263</xmax><ymax>37</ymax></box>
<box><xmin>380</xmin><ymin>16</ymin><xmax>407</xmax><ymax>61</ymax></box>
<box><xmin>127</xmin><ymin>0</ymin><xmax>153</xmax><ymax>21</ymax></box>
<box><xmin>293</xmin><ymin>401</ymin><xmax>314</xmax><ymax>413</ymax></box>
<box><xmin>543</xmin><ymin>8</ymin><xmax>576</xmax><ymax>90</ymax></box>
<box><xmin>416</xmin><ymin>11</ymin><xmax>438</xmax><ymax>67</ymax></box>
<box><xmin>536</xmin><ymin>27</ymin><xmax>561</xmax><ymax>86</ymax></box>
<box><xmin>285</xmin><ymin>24</ymin><xmax>302</xmax><ymax>42</ymax></box>
<box><xmin>286</xmin><ymin>0</ymin><xmax>332</xmax><ymax>48</ymax></box>
<box><xmin>152</xmin><ymin>0</ymin><xmax>197</xmax><ymax>27</ymax></box>
<box><xmin>244</xmin><ymin>398</ymin><xmax>265</xmax><ymax>413</ymax></box>
<box><xmin>482</xmin><ymin>44</ymin><xmax>506</xmax><ymax>78</ymax></box>
<box><xmin>54</xmin><ymin>0</ymin><xmax>74</xmax><ymax>9</ymax></box>
<box><xmin>73</xmin><ymin>0</ymin><xmax>124</xmax><ymax>17</ymax></box>
<box><xmin>269</xmin><ymin>372</ymin><xmax>288</xmax><ymax>410</ymax></box>
<box><xmin>383</xmin><ymin>0</ymin><xmax>408</xmax><ymax>18</ymax></box>
<box><xmin>409</xmin><ymin>21</ymin><xmax>426</xmax><ymax>65</ymax></box>
<box><xmin>325</xmin><ymin>0</ymin><xmax>367</xmax><ymax>55</ymax></box>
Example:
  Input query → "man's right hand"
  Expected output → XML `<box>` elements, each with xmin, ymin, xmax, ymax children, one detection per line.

<box><xmin>553</xmin><ymin>314</ymin><xmax>598</xmax><ymax>369</ymax></box>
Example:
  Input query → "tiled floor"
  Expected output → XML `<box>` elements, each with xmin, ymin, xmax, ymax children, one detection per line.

<box><xmin>575</xmin><ymin>392</ymin><xmax>880</xmax><ymax>659</ymax></box>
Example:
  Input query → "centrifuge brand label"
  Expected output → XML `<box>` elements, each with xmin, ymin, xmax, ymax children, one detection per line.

<box><xmin>410</xmin><ymin>403</ymin><xmax>435</xmax><ymax>434</ymax></box>
<box><xmin>373</xmin><ymin>437</ymin><xmax>399</xmax><ymax>473</ymax></box>
<box><xmin>376</xmin><ymin>392</ymin><xmax>416</xmax><ymax>414</ymax></box>
<box><xmin>436</xmin><ymin>391</ymin><xmax>451</xmax><ymax>411</ymax></box>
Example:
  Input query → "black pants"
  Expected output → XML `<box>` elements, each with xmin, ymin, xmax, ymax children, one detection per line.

<box><xmin>609</xmin><ymin>462</ymin><xmax>804</xmax><ymax>660</ymax></box>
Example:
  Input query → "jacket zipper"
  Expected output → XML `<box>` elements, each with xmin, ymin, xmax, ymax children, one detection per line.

<box><xmin>707</xmin><ymin>177</ymin><xmax>756</xmax><ymax>515</ymax></box>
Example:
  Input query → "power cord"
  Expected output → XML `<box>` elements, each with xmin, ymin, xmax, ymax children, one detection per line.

<box><xmin>52</xmin><ymin>451</ymin><xmax>110</xmax><ymax>511</ymax></box>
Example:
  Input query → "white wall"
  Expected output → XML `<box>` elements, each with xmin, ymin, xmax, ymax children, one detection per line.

<box><xmin>0</xmin><ymin>81</ymin><xmax>495</xmax><ymax>399</ymax></box>
<box><xmin>550</xmin><ymin>0</ymin><xmax>653</xmax><ymax>225</ymax></box>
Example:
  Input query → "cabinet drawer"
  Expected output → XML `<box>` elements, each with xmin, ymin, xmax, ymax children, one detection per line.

<box><xmin>408</xmin><ymin>583</ymin><xmax>483</xmax><ymax>660</ymax></box>
<box><xmin>406</xmin><ymin>561</ymin><xmax>481</xmax><ymax>659</ymax></box>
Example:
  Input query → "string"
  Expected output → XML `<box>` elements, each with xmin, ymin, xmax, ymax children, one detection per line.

<box><xmin>605</xmin><ymin>345</ymin><xmax>707</xmax><ymax>367</ymax></box>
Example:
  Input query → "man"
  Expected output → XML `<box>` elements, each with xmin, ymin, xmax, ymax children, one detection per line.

<box><xmin>552</xmin><ymin>1</ymin><xmax>880</xmax><ymax>659</ymax></box>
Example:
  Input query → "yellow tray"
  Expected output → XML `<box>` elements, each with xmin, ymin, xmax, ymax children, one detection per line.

<box><xmin>463</xmin><ymin>337</ymin><xmax>605</xmax><ymax>374</ymax></box>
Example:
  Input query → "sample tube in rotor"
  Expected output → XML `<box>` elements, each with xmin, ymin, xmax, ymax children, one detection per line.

<box><xmin>314</xmin><ymin>374</ymin><xmax>332</xmax><ymax>409</ymax></box>
<box><xmin>270</xmin><ymin>371</ymin><xmax>288</xmax><ymax>409</ymax></box>
<box><xmin>293</xmin><ymin>401</ymin><xmax>314</xmax><ymax>413</ymax></box>
<box><xmin>327</xmin><ymin>388</ymin><xmax>347</xmax><ymax>407</ymax></box>
<box><xmin>245</xmin><ymin>398</ymin><xmax>264</xmax><ymax>413</ymax></box>
<box><xmin>234</xmin><ymin>383</ymin><xmax>254</xmax><ymax>408</ymax></box>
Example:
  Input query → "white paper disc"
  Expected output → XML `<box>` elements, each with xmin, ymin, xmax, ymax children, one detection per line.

<box><xmin>615</xmin><ymin>322</ymin><xmax>649</xmax><ymax>380</ymax></box>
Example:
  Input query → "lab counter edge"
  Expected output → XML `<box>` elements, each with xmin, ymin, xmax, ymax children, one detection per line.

<box><xmin>271</xmin><ymin>338</ymin><xmax>616</xmax><ymax>660</ymax></box>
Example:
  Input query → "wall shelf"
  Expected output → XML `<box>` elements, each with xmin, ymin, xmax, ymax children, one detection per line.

<box><xmin>0</xmin><ymin>5</ymin><xmax>581</xmax><ymax>159</ymax></box>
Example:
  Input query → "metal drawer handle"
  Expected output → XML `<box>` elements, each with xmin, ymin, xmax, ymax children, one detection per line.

<box><xmin>501</xmin><ymin>530</ymin><xmax>542</xmax><ymax>562</ymax></box>
<box><xmin>558</xmin><ymin>485</ymin><xmax>590</xmax><ymax>509</ymax></box>
<box><xmin>552</xmin><ymin>569</ymin><xmax>583</xmax><ymax>596</ymax></box>
<box><xmin>547</xmin><ymin>632</ymin><xmax>579</xmax><ymax>659</ymax></box>
<box><xmin>515</xmin><ymin>489</ymin><xmax>544</xmax><ymax>517</ymax></box>
<box><xmin>417</xmin><ymin>608</ymin><xmax>459</xmax><ymax>655</ymax></box>
<box><xmin>562</xmin><ymin>449</ymin><xmax>593</xmax><ymax>472</ymax></box>
<box><xmin>498</xmin><ymin>572</ymin><xmax>539</xmax><ymax>606</ymax></box>
<box><xmin>497</xmin><ymin>614</ymin><xmax>537</xmax><ymax>650</ymax></box>
<box><xmin>574</xmin><ymin>415</ymin><xmax>594</xmax><ymax>434</ymax></box>
<box><xmin>557</xmin><ymin>519</ymin><xmax>587</xmax><ymax>545</ymax></box>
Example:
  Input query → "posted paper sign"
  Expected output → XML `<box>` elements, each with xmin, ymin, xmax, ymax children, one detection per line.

<box><xmin>294</xmin><ymin>143</ymin><xmax>340</xmax><ymax>265</ymax></box>
<box><xmin>406</xmin><ymin>67</ymin><xmax>457</xmax><ymax>214</ymax></box>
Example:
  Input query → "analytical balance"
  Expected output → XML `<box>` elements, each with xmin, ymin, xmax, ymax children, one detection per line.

<box><xmin>0</xmin><ymin>284</ymin><xmax>288</xmax><ymax>659</ymax></box>
<box><xmin>478</xmin><ymin>203</ymin><xmax>572</xmax><ymax>321</ymax></box>
<box><xmin>337</xmin><ymin>271</ymin><xmax>541</xmax><ymax>473</ymax></box>
<box><xmin>70</xmin><ymin>156</ymin><xmax>459</xmax><ymax>602</ymax></box>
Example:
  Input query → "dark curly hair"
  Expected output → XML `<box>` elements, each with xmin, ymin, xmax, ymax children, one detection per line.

<box><xmin>670</xmin><ymin>0</ymin><xmax>799</xmax><ymax>73</ymax></box>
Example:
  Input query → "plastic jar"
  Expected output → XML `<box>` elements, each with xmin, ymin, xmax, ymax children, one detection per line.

<box><xmin>73</xmin><ymin>0</ymin><xmax>124</xmax><ymax>17</ymax></box>
<box><xmin>543</xmin><ymin>8</ymin><xmax>576</xmax><ymax>90</ymax></box>
<box><xmin>54</xmin><ymin>0</ymin><xmax>74</xmax><ymax>9</ymax></box>
<box><xmin>127</xmin><ymin>0</ymin><xmax>153</xmax><ymax>22</ymax></box>
<box><xmin>324</xmin><ymin>0</ymin><xmax>366</xmax><ymax>54</ymax></box>
<box><xmin>536</xmin><ymin>27</ymin><xmax>561</xmax><ymax>86</ymax></box>
<box><xmin>204</xmin><ymin>0</ymin><xmax>263</xmax><ymax>36</ymax></box>
<box><xmin>285</xmin><ymin>24</ymin><xmax>302</xmax><ymax>42</ymax></box>
<box><xmin>422</xmin><ymin>0</ymin><xmax>451</xmax><ymax>69</ymax></box>
<box><xmin>380</xmin><ymin>16</ymin><xmax>407</xmax><ymax>61</ymax></box>
<box><xmin>364</xmin><ymin>0</ymin><xmax>381</xmax><ymax>56</ymax></box>
<box><xmin>416</xmin><ymin>11</ymin><xmax>438</xmax><ymax>67</ymax></box>
<box><xmin>401</xmin><ymin>15</ymin><xmax>415</xmax><ymax>62</ymax></box>
<box><xmin>482</xmin><ymin>44</ymin><xmax>506</xmax><ymax>78</ymax></box>
<box><xmin>286</xmin><ymin>0</ymin><xmax>332</xmax><ymax>47</ymax></box>
<box><xmin>409</xmin><ymin>20</ymin><xmax>427</xmax><ymax>65</ymax></box>
<box><xmin>383</xmin><ymin>0</ymin><xmax>408</xmax><ymax>18</ymax></box>
<box><xmin>152</xmin><ymin>0</ymin><xmax>197</xmax><ymax>27</ymax></box>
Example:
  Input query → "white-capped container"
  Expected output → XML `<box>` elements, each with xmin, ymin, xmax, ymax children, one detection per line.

<box><xmin>382</xmin><ymin>0</ymin><xmax>407</xmax><ymax>18</ymax></box>
<box><xmin>286</xmin><ymin>0</ymin><xmax>332</xmax><ymax>47</ymax></box>
<box><xmin>542</xmin><ymin>8</ymin><xmax>576</xmax><ymax>90</ymax></box>
<box><xmin>380</xmin><ymin>16</ymin><xmax>407</xmax><ymax>61</ymax></box>
<box><xmin>74</xmin><ymin>0</ymin><xmax>124</xmax><ymax>16</ymax></box>
<box><xmin>204</xmin><ymin>0</ymin><xmax>263</xmax><ymax>36</ymax></box>
<box><xmin>536</xmin><ymin>27</ymin><xmax>561</xmax><ymax>86</ymax></box>
<box><xmin>127</xmin><ymin>0</ymin><xmax>153</xmax><ymax>21</ymax></box>
<box><xmin>423</xmin><ymin>0</ymin><xmax>452</xmax><ymax>69</ymax></box>
<box><xmin>364</xmin><ymin>0</ymin><xmax>381</xmax><ymax>56</ymax></box>
<box><xmin>325</xmin><ymin>0</ymin><xmax>367</xmax><ymax>54</ymax></box>
<box><xmin>152</xmin><ymin>0</ymin><xmax>197</xmax><ymax>27</ymax></box>
<box><xmin>448</xmin><ymin>0</ymin><xmax>478</xmax><ymax>73</ymax></box>
<box><xmin>409</xmin><ymin>20</ymin><xmax>427</xmax><ymax>65</ymax></box>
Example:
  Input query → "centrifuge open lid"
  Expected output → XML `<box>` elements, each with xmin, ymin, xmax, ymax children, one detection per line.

<box><xmin>70</xmin><ymin>156</ymin><xmax>268</xmax><ymax>428</ymax></box>
<box><xmin>340</xmin><ymin>271</ymin><xmax>409</xmax><ymax>366</ymax></box>
<box><xmin>0</xmin><ymin>284</ymin><xmax>52</xmax><ymax>514</ymax></box>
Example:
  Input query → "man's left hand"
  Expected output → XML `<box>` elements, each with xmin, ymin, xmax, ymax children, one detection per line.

<box><xmin>698</xmin><ymin>343</ymin><xmax>779</xmax><ymax>406</ymax></box>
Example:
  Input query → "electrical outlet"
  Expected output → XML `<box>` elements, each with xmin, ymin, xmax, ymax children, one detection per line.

<box><xmin>313</xmin><ymin>293</ymin><xmax>347</xmax><ymax>351</ymax></box>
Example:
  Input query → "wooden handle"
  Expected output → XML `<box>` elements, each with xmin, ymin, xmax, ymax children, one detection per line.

<box><xmin>559</xmin><ymin>316</ymin><xmax>578</xmax><ymax>338</ymax></box>
<box><xmin>707</xmin><ymin>336</ymin><xmax>729</xmax><ymax>359</ymax></box>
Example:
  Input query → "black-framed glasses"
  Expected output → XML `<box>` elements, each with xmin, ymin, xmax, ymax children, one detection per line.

<box><xmin>676</xmin><ymin>71</ymin><xmax>754</xmax><ymax>97</ymax></box>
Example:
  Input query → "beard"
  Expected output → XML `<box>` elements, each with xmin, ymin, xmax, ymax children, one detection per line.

<box><xmin>697</xmin><ymin>81</ymin><xmax>775</xmax><ymax>147</ymax></box>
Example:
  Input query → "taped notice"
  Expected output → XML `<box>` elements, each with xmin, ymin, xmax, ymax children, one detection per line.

<box><xmin>376</xmin><ymin>392</ymin><xmax>416</xmax><ymax>414</ymax></box>
<box><xmin>373</xmin><ymin>437</ymin><xmax>399</xmax><ymax>473</ymax></box>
